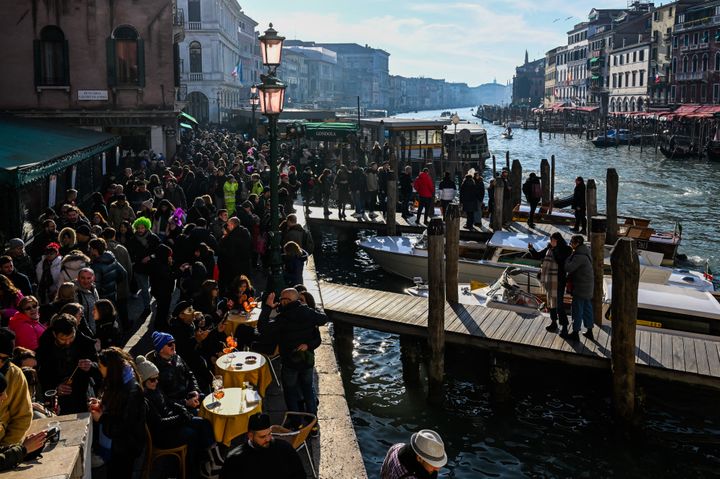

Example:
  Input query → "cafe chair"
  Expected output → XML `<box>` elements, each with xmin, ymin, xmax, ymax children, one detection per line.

<box><xmin>265</xmin><ymin>345</ymin><xmax>283</xmax><ymax>390</ymax></box>
<box><xmin>271</xmin><ymin>412</ymin><xmax>317</xmax><ymax>478</ymax></box>
<box><xmin>143</xmin><ymin>424</ymin><xmax>187</xmax><ymax>479</ymax></box>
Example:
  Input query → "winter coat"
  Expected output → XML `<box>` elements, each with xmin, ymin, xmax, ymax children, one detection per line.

<box><xmin>459</xmin><ymin>179</ymin><xmax>478</xmax><ymax>213</ymax></box>
<box><xmin>522</xmin><ymin>176</ymin><xmax>542</xmax><ymax>205</ymax></box>
<box><xmin>108</xmin><ymin>201</ymin><xmax>136</xmax><ymax>228</ymax></box>
<box><xmin>90</xmin><ymin>251</ymin><xmax>127</xmax><ymax>301</ymax></box>
<box><xmin>399</xmin><ymin>172</ymin><xmax>413</xmax><ymax>198</ymax></box>
<box><xmin>282</xmin><ymin>250</ymin><xmax>308</xmax><ymax>287</ymax></box>
<box><xmin>106</xmin><ymin>241</ymin><xmax>132</xmax><ymax>299</ymax></box>
<box><xmin>75</xmin><ymin>285</ymin><xmax>99</xmax><ymax>334</ymax></box>
<box><xmin>217</xmin><ymin>226</ymin><xmax>252</xmax><ymax>285</ymax></box>
<box><xmin>126</xmin><ymin>230</ymin><xmax>161</xmax><ymax>275</ymax></box>
<box><xmin>8</xmin><ymin>312</ymin><xmax>46</xmax><ymax>351</ymax></box>
<box><xmin>349</xmin><ymin>168</ymin><xmax>367</xmax><ymax>192</ymax></box>
<box><xmin>565</xmin><ymin>244</ymin><xmax>594</xmax><ymax>299</ymax></box>
<box><xmin>36</xmin><ymin>255</ymin><xmax>62</xmax><ymax>300</ymax></box>
<box><xmin>366</xmin><ymin>169</ymin><xmax>379</xmax><ymax>192</ymax></box>
<box><xmin>144</xmin><ymin>388</ymin><xmax>192</xmax><ymax>448</ymax></box>
<box><xmin>146</xmin><ymin>351</ymin><xmax>200</xmax><ymax>403</ymax></box>
<box><xmin>572</xmin><ymin>181</ymin><xmax>586</xmax><ymax>211</ymax></box>
<box><xmin>0</xmin><ymin>443</ymin><xmax>27</xmax><ymax>471</ymax></box>
<box><xmin>98</xmin><ymin>378</ymin><xmax>146</xmax><ymax>459</ymax></box>
<box><xmin>282</xmin><ymin>224</ymin><xmax>314</xmax><ymax>254</ymax></box>
<box><xmin>6</xmin><ymin>271</ymin><xmax>32</xmax><ymax>298</ymax></box>
<box><xmin>0</xmin><ymin>363</ymin><xmax>32</xmax><ymax>446</ymax></box>
<box><xmin>223</xmin><ymin>181</ymin><xmax>239</xmax><ymax>214</ymax></box>
<box><xmin>438</xmin><ymin>178</ymin><xmax>456</xmax><ymax>201</ymax></box>
<box><xmin>413</xmin><ymin>172</ymin><xmax>435</xmax><ymax>198</ymax></box>
<box><xmin>380</xmin><ymin>443</ymin><xmax>438</xmax><ymax>479</ymax></box>
<box><xmin>57</xmin><ymin>252</ymin><xmax>89</xmax><ymax>287</ymax></box>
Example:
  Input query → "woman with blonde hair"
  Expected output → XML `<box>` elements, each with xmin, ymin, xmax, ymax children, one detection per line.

<box><xmin>282</xmin><ymin>241</ymin><xmax>308</xmax><ymax>287</ymax></box>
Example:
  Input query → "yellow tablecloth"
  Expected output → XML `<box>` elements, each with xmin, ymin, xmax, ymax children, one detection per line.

<box><xmin>199</xmin><ymin>387</ymin><xmax>262</xmax><ymax>446</ymax></box>
<box><xmin>215</xmin><ymin>352</ymin><xmax>272</xmax><ymax>396</ymax></box>
<box><xmin>225</xmin><ymin>311</ymin><xmax>259</xmax><ymax>336</ymax></box>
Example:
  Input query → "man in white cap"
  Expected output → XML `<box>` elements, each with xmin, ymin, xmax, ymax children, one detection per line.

<box><xmin>380</xmin><ymin>428</ymin><xmax>447</xmax><ymax>478</ymax></box>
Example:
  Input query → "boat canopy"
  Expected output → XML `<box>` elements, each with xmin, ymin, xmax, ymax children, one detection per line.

<box><xmin>488</xmin><ymin>232</ymin><xmax>548</xmax><ymax>251</ymax></box>
<box><xmin>603</xmin><ymin>278</ymin><xmax>720</xmax><ymax>320</ymax></box>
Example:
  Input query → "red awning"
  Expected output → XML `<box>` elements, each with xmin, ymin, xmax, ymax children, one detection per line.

<box><xmin>573</xmin><ymin>106</ymin><xmax>599</xmax><ymax>112</ymax></box>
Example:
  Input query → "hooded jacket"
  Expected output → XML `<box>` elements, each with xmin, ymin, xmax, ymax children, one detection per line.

<box><xmin>413</xmin><ymin>172</ymin><xmax>435</xmax><ymax>198</ymax></box>
<box><xmin>91</xmin><ymin>251</ymin><xmax>127</xmax><ymax>301</ymax></box>
<box><xmin>9</xmin><ymin>311</ymin><xmax>46</xmax><ymax>351</ymax></box>
<box><xmin>565</xmin><ymin>243</ymin><xmax>594</xmax><ymax>299</ymax></box>
<box><xmin>57</xmin><ymin>251</ymin><xmax>89</xmax><ymax>287</ymax></box>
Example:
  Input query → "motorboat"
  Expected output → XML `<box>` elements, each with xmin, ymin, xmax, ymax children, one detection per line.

<box><xmin>660</xmin><ymin>135</ymin><xmax>696</xmax><ymax>159</ymax></box>
<box><xmin>603</xmin><ymin>278</ymin><xmax>720</xmax><ymax>336</ymax></box>
<box><xmin>591</xmin><ymin>129</ymin><xmax>632</xmax><ymax>147</ymax></box>
<box><xmin>358</xmin><ymin>231</ymin><xmax>545</xmax><ymax>284</ymax></box>
<box><xmin>406</xmin><ymin>267</ymin><xmax>547</xmax><ymax>316</ymax></box>
<box><xmin>441</xmin><ymin>111</ymin><xmax>452</xmax><ymax>117</ymax></box>
<box><xmin>501</xmin><ymin>128</ymin><xmax>513</xmax><ymax>139</ymax></box>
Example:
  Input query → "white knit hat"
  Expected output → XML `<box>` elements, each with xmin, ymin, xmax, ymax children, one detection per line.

<box><xmin>135</xmin><ymin>355</ymin><xmax>159</xmax><ymax>383</ymax></box>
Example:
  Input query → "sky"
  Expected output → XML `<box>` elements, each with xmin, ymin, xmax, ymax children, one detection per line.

<box><xmin>240</xmin><ymin>0</ymin><xmax>632</xmax><ymax>87</ymax></box>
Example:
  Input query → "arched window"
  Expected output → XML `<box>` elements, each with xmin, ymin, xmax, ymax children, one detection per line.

<box><xmin>189</xmin><ymin>42</ymin><xmax>202</xmax><ymax>73</ymax></box>
<box><xmin>672</xmin><ymin>57</ymin><xmax>677</xmax><ymax>74</ymax></box>
<box><xmin>683</xmin><ymin>56</ymin><xmax>689</xmax><ymax>73</ymax></box>
<box><xmin>630</xmin><ymin>97</ymin><xmax>636</xmax><ymax>112</ymax></box>
<box><xmin>108</xmin><ymin>26</ymin><xmax>144</xmax><ymax>86</ymax></box>
<box><xmin>702</xmin><ymin>54</ymin><xmax>709</xmax><ymax>72</ymax></box>
<box><xmin>637</xmin><ymin>97</ymin><xmax>644</xmax><ymax>112</ymax></box>
<box><xmin>692</xmin><ymin>55</ymin><xmax>698</xmax><ymax>73</ymax></box>
<box><xmin>715</xmin><ymin>52</ymin><xmax>720</xmax><ymax>71</ymax></box>
<box><xmin>610</xmin><ymin>98</ymin><xmax>616</xmax><ymax>112</ymax></box>
<box><xmin>34</xmin><ymin>26</ymin><xmax>69</xmax><ymax>86</ymax></box>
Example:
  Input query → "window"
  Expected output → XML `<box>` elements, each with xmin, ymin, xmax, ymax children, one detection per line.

<box><xmin>672</xmin><ymin>57</ymin><xmax>677</xmax><ymax>74</ymax></box>
<box><xmin>34</xmin><ymin>26</ymin><xmax>69</xmax><ymax>86</ymax></box>
<box><xmin>692</xmin><ymin>55</ymin><xmax>698</xmax><ymax>73</ymax></box>
<box><xmin>632</xmin><ymin>71</ymin><xmax>637</xmax><ymax>87</ymax></box>
<box><xmin>633</xmin><ymin>51</ymin><xmax>637</xmax><ymax>62</ymax></box>
<box><xmin>618</xmin><ymin>74</ymin><xmax>622</xmax><ymax>88</ymax></box>
<box><xmin>702</xmin><ymin>31</ymin><xmax>709</xmax><ymax>43</ymax></box>
<box><xmin>693</xmin><ymin>33</ymin><xmax>699</xmax><ymax>45</ymax></box>
<box><xmin>671</xmin><ymin>85</ymin><xmax>676</xmax><ymax>101</ymax></box>
<box><xmin>625</xmin><ymin>72</ymin><xmax>630</xmax><ymax>86</ymax></box>
<box><xmin>703</xmin><ymin>54</ymin><xmax>709</xmax><ymax>72</ymax></box>
<box><xmin>701</xmin><ymin>85</ymin><xmax>707</xmax><ymax>102</ymax></box>
<box><xmin>683</xmin><ymin>56</ymin><xmax>688</xmax><ymax>73</ymax></box>
<box><xmin>614</xmin><ymin>55</ymin><xmax>618</xmax><ymax>66</ymax></box>
<box><xmin>684</xmin><ymin>34</ymin><xmax>689</xmax><ymax>46</ymax></box>
<box><xmin>713</xmin><ymin>83</ymin><xmax>720</xmax><ymax>103</ymax></box>
<box><xmin>639</xmin><ymin>70</ymin><xmax>645</xmax><ymax>86</ymax></box>
<box><xmin>107</xmin><ymin>26</ymin><xmax>144</xmax><ymax>87</ymax></box>
<box><xmin>640</xmin><ymin>50</ymin><xmax>645</xmax><ymax>62</ymax></box>
<box><xmin>612</xmin><ymin>73</ymin><xmax>617</xmax><ymax>87</ymax></box>
<box><xmin>189</xmin><ymin>41</ymin><xmax>202</xmax><ymax>72</ymax></box>
<box><xmin>716</xmin><ymin>52</ymin><xmax>720</xmax><ymax>71</ymax></box>
<box><xmin>188</xmin><ymin>0</ymin><xmax>201</xmax><ymax>22</ymax></box>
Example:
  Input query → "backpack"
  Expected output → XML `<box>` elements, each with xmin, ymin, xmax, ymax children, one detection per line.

<box><xmin>531</xmin><ymin>182</ymin><xmax>542</xmax><ymax>200</ymax></box>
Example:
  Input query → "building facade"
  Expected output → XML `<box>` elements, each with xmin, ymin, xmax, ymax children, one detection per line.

<box><xmin>512</xmin><ymin>51</ymin><xmax>545</xmax><ymax>107</ymax></box>
<box><xmin>544</xmin><ymin>46</ymin><xmax>562</xmax><ymax>107</ymax></box>
<box><xmin>177</xmin><ymin>0</ymin><xmax>260</xmax><ymax>124</ymax></box>
<box><xmin>608</xmin><ymin>39</ymin><xmax>652</xmax><ymax>112</ymax></box>
<box><xmin>0</xmin><ymin>0</ymin><xmax>182</xmax><ymax>157</ymax></box>
<box><xmin>280</xmin><ymin>45</ymin><xmax>338</xmax><ymax>107</ymax></box>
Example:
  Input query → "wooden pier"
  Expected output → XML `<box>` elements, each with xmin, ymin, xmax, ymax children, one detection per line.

<box><xmin>318</xmin><ymin>282</ymin><xmax>720</xmax><ymax>390</ymax></box>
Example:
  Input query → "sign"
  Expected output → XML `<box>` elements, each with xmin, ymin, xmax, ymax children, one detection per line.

<box><xmin>78</xmin><ymin>90</ymin><xmax>109</xmax><ymax>101</ymax></box>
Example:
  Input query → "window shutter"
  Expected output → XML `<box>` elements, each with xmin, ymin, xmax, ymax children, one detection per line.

<box><xmin>33</xmin><ymin>40</ymin><xmax>42</xmax><ymax>86</ymax></box>
<box><xmin>106</xmin><ymin>37</ymin><xmax>116</xmax><ymax>86</ymax></box>
<box><xmin>63</xmin><ymin>40</ymin><xmax>70</xmax><ymax>85</ymax></box>
<box><xmin>137</xmin><ymin>38</ymin><xmax>145</xmax><ymax>87</ymax></box>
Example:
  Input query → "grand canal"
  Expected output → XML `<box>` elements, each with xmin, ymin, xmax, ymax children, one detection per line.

<box><xmin>313</xmin><ymin>108</ymin><xmax>720</xmax><ymax>478</ymax></box>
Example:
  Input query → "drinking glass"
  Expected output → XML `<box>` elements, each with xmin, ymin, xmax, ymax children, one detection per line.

<box><xmin>44</xmin><ymin>390</ymin><xmax>58</xmax><ymax>414</ymax></box>
<box><xmin>212</xmin><ymin>375</ymin><xmax>224</xmax><ymax>400</ymax></box>
<box><xmin>47</xmin><ymin>420</ymin><xmax>61</xmax><ymax>444</ymax></box>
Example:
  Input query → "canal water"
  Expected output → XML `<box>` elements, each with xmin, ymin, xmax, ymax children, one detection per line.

<box><xmin>313</xmin><ymin>108</ymin><xmax>720</xmax><ymax>478</ymax></box>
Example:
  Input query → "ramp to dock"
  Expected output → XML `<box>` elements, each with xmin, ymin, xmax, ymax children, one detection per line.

<box><xmin>319</xmin><ymin>282</ymin><xmax>720</xmax><ymax>390</ymax></box>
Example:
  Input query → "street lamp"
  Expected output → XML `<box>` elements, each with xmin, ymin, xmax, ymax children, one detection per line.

<box><xmin>450</xmin><ymin>113</ymin><xmax>460</xmax><ymax>176</ymax></box>
<box><xmin>257</xmin><ymin>23</ymin><xmax>287</xmax><ymax>295</ymax></box>
<box><xmin>249</xmin><ymin>86</ymin><xmax>259</xmax><ymax>139</ymax></box>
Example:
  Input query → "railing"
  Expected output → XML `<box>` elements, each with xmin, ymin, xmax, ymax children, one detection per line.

<box><xmin>675</xmin><ymin>71</ymin><xmax>705</xmax><ymax>81</ymax></box>
<box><xmin>189</xmin><ymin>72</ymin><xmax>203</xmax><ymax>81</ymax></box>
<box><xmin>173</xmin><ymin>7</ymin><xmax>185</xmax><ymax>26</ymax></box>
<box><xmin>188</xmin><ymin>22</ymin><xmax>202</xmax><ymax>30</ymax></box>
<box><xmin>674</xmin><ymin>15</ymin><xmax>720</xmax><ymax>32</ymax></box>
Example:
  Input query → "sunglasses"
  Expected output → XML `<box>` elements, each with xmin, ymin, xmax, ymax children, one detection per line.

<box><xmin>23</xmin><ymin>305</ymin><xmax>39</xmax><ymax>311</ymax></box>
<box><xmin>147</xmin><ymin>377</ymin><xmax>159</xmax><ymax>383</ymax></box>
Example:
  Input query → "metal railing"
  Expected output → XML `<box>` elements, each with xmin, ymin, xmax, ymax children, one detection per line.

<box><xmin>173</xmin><ymin>7</ymin><xmax>185</xmax><ymax>26</ymax></box>
<box><xmin>189</xmin><ymin>72</ymin><xmax>203</xmax><ymax>81</ymax></box>
<box><xmin>188</xmin><ymin>22</ymin><xmax>202</xmax><ymax>30</ymax></box>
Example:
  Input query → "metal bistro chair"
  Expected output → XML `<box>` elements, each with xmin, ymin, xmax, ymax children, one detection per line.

<box><xmin>143</xmin><ymin>424</ymin><xmax>187</xmax><ymax>479</ymax></box>
<box><xmin>271</xmin><ymin>411</ymin><xmax>318</xmax><ymax>478</ymax></box>
<box><xmin>263</xmin><ymin>344</ymin><xmax>283</xmax><ymax>390</ymax></box>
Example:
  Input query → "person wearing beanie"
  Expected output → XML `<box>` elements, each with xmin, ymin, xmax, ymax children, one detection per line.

<box><xmin>138</xmin><ymin>354</ymin><xmax>223</xmax><ymax>476</ymax></box>
<box><xmin>126</xmin><ymin>216</ymin><xmax>160</xmax><ymax>321</ymax></box>
<box><xmin>147</xmin><ymin>331</ymin><xmax>201</xmax><ymax>407</ymax></box>
<box><xmin>169</xmin><ymin>301</ymin><xmax>211</xmax><ymax>392</ymax></box>
<box><xmin>0</xmin><ymin>329</ymin><xmax>32</xmax><ymax>446</ymax></box>
<box><xmin>220</xmin><ymin>412</ymin><xmax>305</xmax><ymax>479</ymax></box>
<box><xmin>0</xmin><ymin>372</ymin><xmax>48</xmax><ymax>471</ymax></box>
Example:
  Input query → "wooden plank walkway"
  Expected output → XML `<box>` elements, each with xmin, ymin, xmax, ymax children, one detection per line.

<box><xmin>318</xmin><ymin>282</ymin><xmax>720</xmax><ymax>390</ymax></box>
<box><xmin>304</xmin><ymin>205</ymin><xmax>581</xmax><ymax>242</ymax></box>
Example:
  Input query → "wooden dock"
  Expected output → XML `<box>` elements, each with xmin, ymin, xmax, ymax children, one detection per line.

<box><xmin>318</xmin><ymin>282</ymin><xmax>720</xmax><ymax>390</ymax></box>
<box><xmin>304</xmin><ymin>205</ymin><xmax>581</xmax><ymax>242</ymax></box>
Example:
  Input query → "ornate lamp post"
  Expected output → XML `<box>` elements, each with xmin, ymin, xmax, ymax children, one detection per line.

<box><xmin>256</xmin><ymin>23</ymin><xmax>287</xmax><ymax>295</ymax></box>
<box><xmin>249</xmin><ymin>86</ymin><xmax>259</xmax><ymax>140</ymax></box>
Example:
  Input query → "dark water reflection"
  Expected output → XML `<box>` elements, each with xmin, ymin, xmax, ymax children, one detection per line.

<box><xmin>315</xmin><ymin>232</ymin><xmax>720</xmax><ymax>478</ymax></box>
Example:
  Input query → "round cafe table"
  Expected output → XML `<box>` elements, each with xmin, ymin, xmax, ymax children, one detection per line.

<box><xmin>224</xmin><ymin>310</ymin><xmax>259</xmax><ymax>337</ymax></box>
<box><xmin>215</xmin><ymin>351</ymin><xmax>272</xmax><ymax>396</ymax></box>
<box><xmin>199</xmin><ymin>387</ymin><xmax>262</xmax><ymax>446</ymax></box>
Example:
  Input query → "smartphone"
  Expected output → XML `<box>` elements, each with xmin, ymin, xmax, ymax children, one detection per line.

<box><xmin>46</xmin><ymin>426</ymin><xmax>61</xmax><ymax>443</ymax></box>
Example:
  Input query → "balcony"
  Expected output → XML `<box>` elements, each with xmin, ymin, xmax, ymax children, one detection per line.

<box><xmin>188</xmin><ymin>22</ymin><xmax>202</xmax><ymax>31</ymax></box>
<box><xmin>188</xmin><ymin>73</ymin><xmax>204</xmax><ymax>81</ymax></box>
<box><xmin>674</xmin><ymin>71</ymin><xmax>707</xmax><ymax>82</ymax></box>
<box><xmin>173</xmin><ymin>7</ymin><xmax>185</xmax><ymax>43</ymax></box>
<box><xmin>675</xmin><ymin>15</ymin><xmax>720</xmax><ymax>32</ymax></box>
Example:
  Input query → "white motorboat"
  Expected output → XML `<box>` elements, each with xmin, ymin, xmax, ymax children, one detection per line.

<box><xmin>359</xmin><ymin>231</ymin><xmax>545</xmax><ymax>284</ymax></box>
<box><xmin>603</xmin><ymin>278</ymin><xmax>720</xmax><ymax>336</ymax></box>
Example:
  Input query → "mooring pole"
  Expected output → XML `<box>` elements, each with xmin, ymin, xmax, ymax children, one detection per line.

<box><xmin>505</xmin><ymin>150</ymin><xmax>510</xmax><ymax>171</ymax></box>
<box><xmin>549</xmin><ymin>154</ymin><xmax>556</xmax><ymax>214</ymax></box>
<box><xmin>492</xmin><ymin>178</ymin><xmax>504</xmax><ymax>231</ymax></box>
<box><xmin>540</xmin><ymin>158</ymin><xmax>550</xmax><ymax>206</ymax></box>
<box><xmin>510</xmin><ymin>159</ymin><xmax>522</xmax><ymax>212</ymax></box>
<box><xmin>386</xmin><ymin>137</ymin><xmax>399</xmax><ymax>235</ymax></box>
<box><xmin>492</xmin><ymin>154</ymin><xmax>497</xmax><ymax>177</ymax></box>
<box><xmin>610</xmin><ymin>238</ymin><xmax>639</xmax><ymax>422</ymax></box>
<box><xmin>586</xmin><ymin>179</ymin><xmax>597</xmax><ymax>236</ymax></box>
<box><xmin>445</xmin><ymin>204</ymin><xmax>459</xmax><ymax>303</ymax></box>
<box><xmin>606</xmin><ymin>168</ymin><xmax>619</xmax><ymax>245</ymax></box>
<box><xmin>399</xmin><ymin>335</ymin><xmax>421</xmax><ymax>387</ymax></box>
<box><xmin>591</xmin><ymin>215</ymin><xmax>606</xmax><ymax>327</ymax></box>
<box><xmin>427</xmin><ymin>218</ymin><xmax>445</xmax><ymax>403</ymax></box>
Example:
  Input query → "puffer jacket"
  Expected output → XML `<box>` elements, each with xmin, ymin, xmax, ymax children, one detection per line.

<box><xmin>144</xmin><ymin>388</ymin><xmax>191</xmax><ymax>448</ymax></box>
<box><xmin>108</xmin><ymin>201</ymin><xmax>136</xmax><ymax>228</ymax></box>
<box><xmin>146</xmin><ymin>351</ymin><xmax>200</xmax><ymax>403</ymax></box>
<box><xmin>413</xmin><ymin>172</ymin><xmax>435</xmax><ymax>198</ymax></box>
<box><xmin>90</xmin><ymin>251</ymin><xmax>127</xmax><ymax>301</ymax></box>
<box><xmin>57</xmin><ymin>251</ymin><xmax>89</xmax><ymax>287</ymax></box>
<box><xmin>8</xmin><ymin>312</ymin><xmax>46</xmax><ymax>351</ymax></box>
<box><xmin>258</xmin><ymin>300</ymin><xmax>327</xmax><ymax>369</ymax></box>
<box><xmin>565</xmin><ymin>243</ymin><xmax>594</xmax><ymax>299</ymax></box>
<box><xmin>0</xmin><ymin>363</ymin><xmax>32</xmax><ymax>446</ymax></box>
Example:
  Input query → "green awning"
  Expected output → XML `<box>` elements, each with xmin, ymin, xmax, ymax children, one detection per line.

<box><xmin>179</xmin><ymin>111</ymin><xmax>199</xmax><ymax>124</ymax></box>
<box><xmin>589</xmin><ymin>57</ymin><xmax>599</xmax><ymax>64</ymax></box>
<box><xmin>180</xmin><ymin>122</ymin><xmax>194</xmax><ymax>129</ymax></box>
<box><xmin>591</xmin><ymin>75</ymin><xmax>601</xmax><ymax>80</ymax></box>
<box><xmin>304</xmin><ymin>122</ymin><xmax>358</xmax><ymax>141</ymax></box>
<box><xmin>0</xmin><ymin>117</ymin><xmax>119</xmax><ymax>187</ymax></box>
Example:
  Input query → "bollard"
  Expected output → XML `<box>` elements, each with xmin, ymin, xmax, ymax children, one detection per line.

<box><xmin>590</xmin><ymin>216</ymin><xmax>606</xmax><ymax>327</ymax></box>
<box><xmin>586</xmin><ymin>179</ymin><xmax>597</xmax><ymax>234</ymax></box>
<box><xmin>445</xmin><ymin>204</ymin><xmax>460</xmax><ymax>303</ymax></box>
<box><xmin>427</xmin><ymin>217</ymin><xmax>445</xmax><ymax>403</ymax></box>
<box><xmin>491</xmin><ymin>178</ymin><xmax>504</xmax><ymax>231</ymax></box>
<box><xmin>606</xmin><ymin>168</ymin><xmax>619</xmax><ymax>245</ymax></box>
<box><xmin>610</xmin><ymin>238</ymin><xmax>639</xmax><ymax>422</ymax></box>
<box><xmin>540</xmin><ymin>158</ymin><xmax>550</xmax><ymax>205</ymax></box>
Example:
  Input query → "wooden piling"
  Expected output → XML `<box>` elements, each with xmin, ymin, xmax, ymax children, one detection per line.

<box><xmin>590</xmin><ymin>215</ymin><xmax>606</xmax><ymax>327</ymax></box>
<box><xmin>610</xmin><ymin>238</ymin><xmax>639</xmax><ymax>422</ymax></box>
<box><xmin>386</xmin><ymin>138</ymin><xmax>399</xmax><ymax>235</ymax></box>
<box><xmin>332</xmin><ymin>321</ymin><xmax>355</xmax><ymax>366</ymax></box>
<box><xmin>427</xmin><ymin>218</ymin><xmax>445</xmax><ymax>403</ymax></box>
<box><xmin>492</xmin><ymin>154</ymin><xmax>497</xmax><ymax>178</ymax></box>
<box><xmin>492</xmin><ymin>178</ymin><xmax>505</xmax><ymax>231</ymax></box>
<box><xmin>510</xmin><ymin>159</ymin><xmax>522</xmax><ymax>211</ymax></box>
<box><xmin>399</xmin><ymin>335</ymin><xmax>421</xmax><ymax>386</ymax></box>
<box><xmin>445</xmin><ymin>204</ymin><xmax>460</xmax><ymax>303</ymax></box>
<box><xmin>505</xmin><ymin>151</ymin><xmax>510</xmax><ymax>171</ymax></box>
<box><xmin>540</xmin><ymin>158</ymin><xmax>551</xmax><ymax>205</ymax></box>
<box><xmin>586</xmin><ymin>179</ymin><xmax>597</xmax><ymax>234</ymax></box>
<box><xmin>606</xmin><ymin>168</ymin><xmax>619</xmax><ymax>245</ymax></box>
<box><xmin>549</xmin><ymin>155</ymin><xmax>556</xmax><ymax>214</ymax></box>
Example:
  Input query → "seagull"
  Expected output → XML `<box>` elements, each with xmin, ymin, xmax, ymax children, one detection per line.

<box><xmin>552</xmin><ymin>17</ymin><xmax>561</xmax><ymax>23</ymax></box>
<box><xmin>565</xmin><ymin>16</ymin><xmax>574</xmax><ymax>20</ymax></box>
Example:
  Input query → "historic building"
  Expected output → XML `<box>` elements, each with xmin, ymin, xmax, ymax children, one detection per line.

<box><xmin>544</xmin><ymin>46</ymin><xmax>563</xmax><ymax>107</ymax></box>
<box><xmin>512</xmin><ymin>51</ymin><xmax>545</xmax><ymax>107</ymax></box>
<box><xmin>177</xmin><ymin>0</ymin><xmax>261</xmax><ymax>124</ymax></box>
<box><xmin>0</xmin><ymin>0</ymin><xmax>183</xmax><ymax>157</ymax></box>
<box><xmin>280</xmin><ymin>45</ymin><xmax>338</xmax><ymax>108</ymax></box>
<box><xmin>608</xmin><ymin>37</ymin><xmax>652</xmax><ymax>112</ymax></box>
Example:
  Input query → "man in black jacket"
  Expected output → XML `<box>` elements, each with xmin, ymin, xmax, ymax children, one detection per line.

<box><xmin>0</xmin><ymin>256</ymin><xmax>33</xmax><ymax>297</ymax></box>
<box><xmin>126</xmin><ymin>218</ymin><xmax>161</xmax><ymax>319</ymax></box>
<box><xmin>399</xmin><ymin>165</ymin><xmax>414</xmax><ymax>218</ymax></box>
<box><xmin>216</xmin><ymin>217</ymin><xmax>251</xmax><ymax>294</ymax></box>
<box><xmin>571</xmin><ymin>176</ymin><xmax>587</xmax><ymax>234</ymax></box>
<box><xmin>259</xmin><ymin>289</ymin><xmax>327</xmax><ymax>430</ymax></box>
<box><xmin>146</xmin><ymin>331</ymin><xmax>202</xmax><ymax>408</ymax></box>
<box><xmin>220</xmin><ymin>413</ymin><xmax>305</xmax><ymax>479</ymax></box>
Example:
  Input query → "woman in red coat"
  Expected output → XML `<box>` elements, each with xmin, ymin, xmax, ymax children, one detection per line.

<box><xmin>9</xmin><ymin>297</ymin><xmax>45</xmax><ymax>351</ymax></box>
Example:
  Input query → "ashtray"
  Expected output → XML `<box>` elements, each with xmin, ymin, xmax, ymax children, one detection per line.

<box><xmin>244</xmin><ymin>358</ymin><xmax>257</xmax><ymax>365</ymax></box>
<box><xmin>234</xmin><ymin>363</ymin><xmax>244</xmax><ymax>369</ymax></box>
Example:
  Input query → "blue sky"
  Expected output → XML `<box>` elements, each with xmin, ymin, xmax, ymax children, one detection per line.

<box><xmin>240</xmin><ymin>0</ymin><xmax>630</xmax><ymax>86</ymax></box>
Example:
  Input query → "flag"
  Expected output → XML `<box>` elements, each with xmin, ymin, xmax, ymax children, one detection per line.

<box><xmin>655</xmin><ymin>73</ymin><xmax>661</xmax><ymax>84</ymax></box>
<box><xmin>231</xmin><ymin>65</ymin><xmax>238</xmax><ymax>79</ymax></box>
